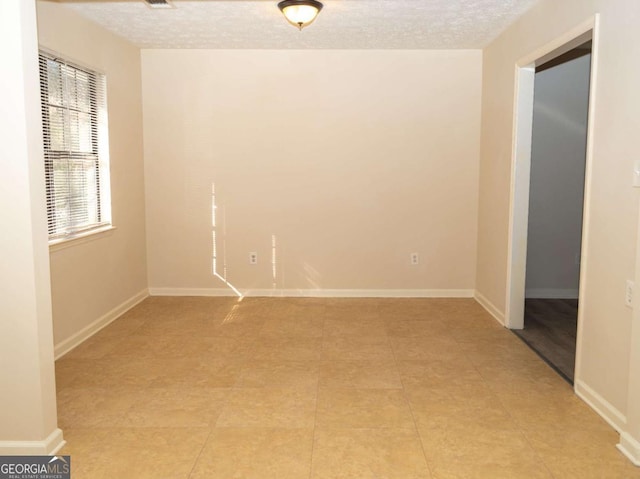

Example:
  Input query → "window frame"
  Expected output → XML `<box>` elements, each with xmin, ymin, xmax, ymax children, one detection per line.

<box><xmin>38</xmin><ymin>48</ymin><xmax>112</xmax><ymax>245</ymax></box>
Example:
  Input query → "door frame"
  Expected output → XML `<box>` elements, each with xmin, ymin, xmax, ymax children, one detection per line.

<box><xmin>505</xmin><ymin>15</ymin><xmax>600</xmax><ymax>385</ymax></box>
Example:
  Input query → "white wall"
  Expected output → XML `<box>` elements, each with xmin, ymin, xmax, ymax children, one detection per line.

<box><xmin>37</xmin><ymin>1</ymin><xmax>148</xmax><ymax>352</ymax></box>
<box><xmin>141</xmin><ymin>50</ymin><xmax>482</xmax><ymax>296</ymax></box>
<box><xmin>0</xmin><ymin>0</ymin><xmax>62</xmax><ymax>454</ymax></box>
<box><xmin>525</xmin><ymin>53</ymin><xmax>591</xmax><ymax>298</ymax></box>
<box><xmin>475</xmin><ymin>0</ymin><xmax>640</xmax><ymax>444</ymax></box>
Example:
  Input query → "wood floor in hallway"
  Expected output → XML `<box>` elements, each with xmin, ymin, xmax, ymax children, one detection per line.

<box><xmin>514</xmin><ymin>298</ymin><xmax>578</xmax><ymax>384</ymax></box>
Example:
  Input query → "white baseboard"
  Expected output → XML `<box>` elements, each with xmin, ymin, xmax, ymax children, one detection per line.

<box><xmin>525</xmin><ymin>288</ymin><xmax>579</xmax><ymax>299</ymax></box>
<box><xmin>244</xmin><ymin>289</ymin><xmax>475</xmax><ymax>298</ymax></box>
<box><xmin>54</xmin><ymin>288</ymin><xmax>149</xmax><ymax>360</ymax></box>
<box><xmin>149</xmin><ymin>287</ymin><xmax>236</xmax><ymax>297</ymax></box>
<box><xmin>575</xmin><ymin>379</ymin><xmax>627</xmax><ymax>433</ymax></box>
<box><xmin>148</xmin><ymin>287</ymin><xmax>475</xmax><ymax>299</ymax></box>
<box><xmin>473</xmin><ymin>290</ymin><xmax>505</xmax><ymax>326</ymax></box>
<box><xmin>0</xmin><ymin>428</ymin><xmax>65</xmax><ymax>455</ymax></box>
<box><xmin>618</xmin><ymin>432</ymin><xmax>640</xmax><ymax>466</ymax></box>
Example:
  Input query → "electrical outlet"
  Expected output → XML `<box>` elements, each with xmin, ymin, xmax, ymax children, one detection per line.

<box><xmin>410</xmin><ymin>253</ymin><xmax>419</xmax><ymax>265</ymax></box>
<box><xmin>626</xmin><ymin>280</ymin><xmax>634</xmax><ymax>308</ymax></box>
<box><xmin>249</xmin><ymin>252</ymin><xmax>258</xmax><ymax>265</ymax></box>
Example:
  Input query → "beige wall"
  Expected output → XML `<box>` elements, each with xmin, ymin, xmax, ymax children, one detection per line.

<box><xmin>37</xmin><ymin>1</ymin><xmax>148</xmax><ymax>348</ymax></box>
<box><xmin>142</xmin><ymin>50</ymin><xmax>482</xmax><ymax>295</ymax></box>
<box><xmin>476</xmin><ymin>0</ymin><xmax>640</xmax><ymax>423</ymax></box>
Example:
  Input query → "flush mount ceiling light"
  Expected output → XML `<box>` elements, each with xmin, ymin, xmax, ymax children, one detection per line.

<box><xmin>278</xmin><ymin>0</ymin><xmax>323</xmax><ymax>31</ymax></box>
<box><xmin>143</xmin><ymin>0</ymin><xmax>174</xmax><ymax>8</ymax></box>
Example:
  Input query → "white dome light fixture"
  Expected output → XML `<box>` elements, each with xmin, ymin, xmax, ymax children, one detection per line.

<box><xmin>278</xmin><ymin>0</ymin><xmax>323</xmax><ymax>31</ymax></box>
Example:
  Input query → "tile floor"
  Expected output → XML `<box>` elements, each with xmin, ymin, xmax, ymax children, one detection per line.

<box><xmin>55</xmin><ymin>297</ymin><xmax>640</xmax><ymax>478</ymax></box>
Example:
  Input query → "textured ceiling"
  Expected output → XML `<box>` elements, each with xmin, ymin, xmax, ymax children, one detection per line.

<box><xmin>58</xmin><ymin>0</ymin><xmax>540</xmax><ymax>49</ymax></box>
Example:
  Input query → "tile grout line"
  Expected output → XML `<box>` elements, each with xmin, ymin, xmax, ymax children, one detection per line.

<box><xmin>187</xmin><ymin>303</ymin><xmax>246</xmax><ymax>478</ymax></box>
<box><xmin>386</xmin><ymin>313</ymin><xmax>436</xmax><ymax>479</ymax></box>
<box><xmin>453</xmin><ymin>318</ymin><xmax>559</xmax><ymax>479</ymax></box>
<box><xmin>308</xmin><ymin>302</ymin><xmax>327</xmax><ymax>479</ymax></box>
<box><xmin>186</xmin><ymin>427</ymin><xmax>213</xmax><ymax>479</ymax></box>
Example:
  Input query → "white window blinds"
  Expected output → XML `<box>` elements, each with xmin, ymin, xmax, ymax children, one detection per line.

<box><xmin>38</xmin><ymin>51</ymin><xmax>110</xmax><ymax>240</ymax></box>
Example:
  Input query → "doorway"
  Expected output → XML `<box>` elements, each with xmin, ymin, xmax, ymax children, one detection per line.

<box><xmin>513</xmin><ymin>44</ymin><xmax>592</xmax><ymax>384</ymax></box>
<box><xmin>505</xmin><ymin>18</ymin><xmax>598</xmax><ymax>387</ymax></box>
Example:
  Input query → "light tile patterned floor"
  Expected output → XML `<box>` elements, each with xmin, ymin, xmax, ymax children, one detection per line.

<box><xmin>56</xmin><ymin>297</ymin><xmax>640</xmax><ymax>478</ymax></box>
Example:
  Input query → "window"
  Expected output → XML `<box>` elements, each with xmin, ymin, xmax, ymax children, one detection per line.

<box><xmin>38</xmin><ymin>51</ymin><xmax>111</xmax><ymax>241</ymax></box>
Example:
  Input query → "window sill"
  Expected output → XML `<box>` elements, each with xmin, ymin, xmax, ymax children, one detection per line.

<box><xmin>49</xmin><ymin>225</ymin><xmax>116</xmax><ymax>253</ymax></box>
